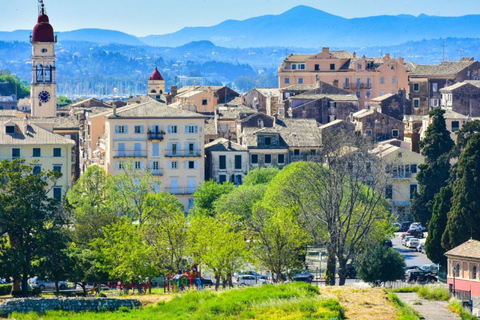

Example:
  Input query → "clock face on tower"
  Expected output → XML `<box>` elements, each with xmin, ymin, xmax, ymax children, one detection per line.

<box><xmin>38</xmin><ymin>91</ymin><xmax>50</xmax><ymax>103</ymax></box>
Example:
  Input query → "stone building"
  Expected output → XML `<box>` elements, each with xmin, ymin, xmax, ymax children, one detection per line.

<box><xmin>440</xmin><ymin>81</ymin><xmax>480</xmax><ymax>117</ymax></box>
<box><xmin>352</xmin><ymin>109</ymin><xmax>405</xmax><ymax>142</ymax></box>
<box><xmin>369</xmin><ymin>90</ymin><xmax>411</xmax><ymax>121</ymax></box>
<box><xmin>205</xmin><ymin>138</ymin><xmax>249</xmax><ymax>184</ymax></box>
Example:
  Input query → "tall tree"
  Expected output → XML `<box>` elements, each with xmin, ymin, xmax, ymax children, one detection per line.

<box><xmin>243</xmin><ymin>167</ymin><xmax>279</xmax><ymax>186</ymax></box>
<box><xmin>357</xmin><ymin>245</ymin><xmax>405</xmax><ymax>285</ymax></box>
<box><xmin>193</xmin><ymin>180</ymin><xmax>234</xmax><ymax>216</ymax></box>
<box><xmin>214</xmin><ymin>184</ymin><xmax>266</xmax><ymax>220</ymax></box>
<box><xmin>412</xmin><ymin>108</ymin><xmax>454</xmax><ymax>225</ymax></box>
<box><xmin>442</xmin><ymin>133</ymin><xmax>480</xmax><ymax>250</ymax></box>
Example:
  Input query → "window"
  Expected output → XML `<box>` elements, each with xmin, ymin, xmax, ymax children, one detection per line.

<box><xmin>219</xmin><ymin>174</ymin><xmax>227</xmax><ymax>183</ymax></box>
<box><xmin>473</xmin><ymin>266</ymin><xmax>477</xmax><ymax>279</ymax></box>
<box><xmin>41</xmin><ymin>48</ymin><xmax>48</xmax><ymax>53</ymax></box>
<box><xmin>398</xmin><ymin>152</ymin><xmax>403</xmax><ymax>158</ymax></box>
<box><xmin>314</xmin><ymin>64</ymin><xmax>320</xmax><ymax>71</ymax></box>
<box><xmin>134</xmin><ymin>161</ymin><xmax>142</xmax><ymax>170</ymax></box>
<box><xmin>385</xmin><ymin>185</ymin><xmax>393</xmax><ymax>199</ymax></box>
<box><xmin>451</xmin><ymin>121</ymin><xmax>460</xmax><ymax>132</ymax></box>
<box><xmin>186</xmin><ymin>125</ymin><xmax>198</xmax><ymax>134</ymax></box>
<box><xmin>366</xmin><ymin>130</ymin><xmax>372</xmax><ymax>137</ymax></box>
<box><xmin>358</xmin><ymin>64</ymin><xmax>362</xmax><ymax>70</ymax></box>
<box><xmin>413</xmin><ymin>99</ymin><xmax>420</xmax><ymax>108</ymax></box>
<box><xmin>410</xmin><ymin>184</ymin><xmax>417</xmax><ymax>200</ymax></box>
<box><xmin>234</xmin><ymin>174</ymin><xmax>243</xmax><ymax>185</ymax></box>
<box><xmin>411</xmin><ymin>164</ymin><xmax>417</xmax><ymax>174</ymax></box>
<box><xmin>219</xmin><ymin>155</ymin><xmax>226</xmax><ymax>170</ymax></box>
<box><xmin>115</xmin><ymin>125</ymin><xmax>127</xmax><ymax>134</ymax></box>
<box><xmin>44</xmin><ymin>65</ymin><xmax>52</xmax><ymax>82</ymax></box>
<box><xmin>284</xmin><ymin>77</ymin><xmax>290</xmax><ymax>84</ymax></box>
<box><xmin>251</xmin><ymin>154</ymin><xmax>258</xmax><ymax>164</ymax></box>
<box><xmin>330</xmin><ymin>64</ymin><xmax>335</xmax><ymax>70</ymax></box>
<box><xmin>392</xmin><ymin>129</ymin><xmax>399</xmax><ymax>138</ymax></box>
<box><xmin>235</xmin><ymin>155</ymin><xmax>242</xmax><ymax>170</ymax></box>
<box><xmin>134</xmin><ymin>125</ymin><xmax>144</xmax><ymax>134</ymax></box>
<box><xmin>202</xmin><ymin>99</ymin><xmax>208</xmax><ymax>106</ymax></box>
<box><xmin>392</xmin><ymin>77</ymin><xmax>396</xmax><ymax>84</ymax></box>
<box><xmin>152</xmin><ymin>161</ymin><xmax>159</xmax><ymax>170</ymax></box>
<box><xmin>356</xmin><ymin>91</ymin><xmax>361</xmax><ymax>98</ymax></box>
<box><xmin>294</xmin><ymin>149</ymin><xmax>300</xmax><ymax>156</ymax></box>
<box><xmin>33</xmin><ymin>148</ymin><xmax>41</xmax><ymax>157</ymax></box>
<box><xmin>152</xmin><ymin>143</ymin><xmax>159</xmax><ymax>156</ymax></box>
<box><xmin>292</xmin><ymin>64</ymin><xmax>297</xmax><ymax>70</ymax></box>
<box><xmin>53</xmin><ymin>165</ymin><xmax>62</xmax><ymax>173</ymax></box>
<box><xmin>188</xmin><ymin>198</ymin><xmax>195</xmax><ymax>210</ymax></box>
<box><xmin>366</xmin><ymin>91</ymin><xmax>371</xmax><ymax>99</ymax></box>
<box><xmin>187</xmin><ymin>161</ymin><xmax>197</xmax><ymax>169</ymax></box>
<box><xmin>53</xmin><ymin>187</ymin><xmax>62</xmax><ymax>202</ymax></box>
<box><xmin>299</xmin><ymin>64</ymin><xmax>305</xmax><ymax>70</ymax></box>
<box><xmin>356</xmin><ymin>78</ymin><xmax>361</xmax><ymax>88</ymax></box>
<box><xmin>432</xmin><ymin>83</ymin><xmax>438</xmax><ymax>92</ymax></box>
<box><xmin>413</xmin><ymin>83</ymin><xmax>419</xmax><ymax>92</ymax></box>
<box><xmin>168</xmin><ymin>125</ymin><xmax>177</xmax><ymax>134</ymax></box>
<box><xmin>298</xmin><ymin>78</ymin><xmax>303</xmax><ymax>84</ymax></box>
<box><xmin>366</xmin><ymin>78</ymin><xmax>371</xmax><ymax>88</ymax></box>
<box><xmin>380</xmin><ymin>77</ymin><xmax>385</xmax><ymax>84</ymax></box>
<box><xmin>278</xmin><ymin>154</ymin><xmax>285</xmax><ymax>164</ymax></box>
<box><xmin>380</xmin><ymin>91</ymin><xmax>385</xmax><ymax>96</ymax></box>
<box><xmin>344</xmin><ymin>78</ymin><xmax>349</xmax><ymax>88</ymax></box>
<box><xmin>116</xmin><ymin>161</ymin><xmax>125</xmax><ymax>170</ymax></box>
<box><xmin>391</xmin><ymin>64</ymin><xmax>395</xmax><ymax>70</ymax></box>
<box><xmin>33</xmin><ymin>165</ymin><xmax>41</xmax><ymax>175</ymax></box>
<box><xmin>264</xmin><ymin>154</ymin><xmax>272</xmax><ymax>164</ymax></box>
<box><xmin>12</xmin><ymin>148</ymin><xmax>20</xmax><ymax>158</ymax></box>
<box><xmin>264</xmin><ymin>137</ymin><xmax>271</xmax><ymax>146</ymax></box>
<box><xmin>455</xmin><ymin>264</ymin><xmax>460</xmax><ymax>277</ymax></box>
<box><xmin>5</xmin><ymin>125</ymin><xmax>15</xmax><ymax>134</ymax></box>
<box><xmin>168</xmin><ymin>161</ymin><xmax>178</xmax><ymax>169</ymax></box>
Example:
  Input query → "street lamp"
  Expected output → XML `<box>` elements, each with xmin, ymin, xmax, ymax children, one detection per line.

<box><xmin>453</xmin><ymin>265</ymin><xmax>457</xmax><ymax>295</ymax></box>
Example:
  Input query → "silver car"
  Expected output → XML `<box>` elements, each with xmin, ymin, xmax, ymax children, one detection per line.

<box><xmin>32</xmin><ymin>280</ymin><xmax>68</xmax><ymax>291</ymax></box>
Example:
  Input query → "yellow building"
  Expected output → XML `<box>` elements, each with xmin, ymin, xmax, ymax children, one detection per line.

<box><xmin>103</xmin><ymin>99</ymin><xmax>205</xmax><ymax>211</ymax></box>
<box><xmin>0</xmin><ymin>118</ymin><xmax>75</xmax><ymax>200</ymax></box>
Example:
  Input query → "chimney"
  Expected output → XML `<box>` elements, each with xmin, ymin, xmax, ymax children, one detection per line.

<box><xmin>322</xmin><ymin>47</ymin><xmax>329</xmax><ymax>53</ymax></box>
<box><xmin>171</xmin><ymin>85</ymin><xmax>178</xmax><ymax>96</ymax></box>
<box><xmin>23</xmin><ymin>116</ymin><xmax>28</xmax><ymax>133</ymax></box>
<box><xmin>113</xmin><ymin>105</ymin><xmax>117</xmax><ymax>117</ymax></box>
<box><xmin>384</xmin><ymin>53</ymin><xmax>391</xmax><ymax>61</ymax></box>
<box><xmin>353</xmin><ymin>52</ymin><xmax>356</xmax><ymax>58</ymax></box>
<box><xmin>398</xmin><ymin>57</ymin><xmax>404</xmax><ymax>64</ymax></box>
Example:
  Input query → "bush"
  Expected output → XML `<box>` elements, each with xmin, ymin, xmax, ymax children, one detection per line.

<box><xmin>388</xmin><ymin>292</ymin><xmax>423</xmax><ymax>320</ymax></box>
<box><xmin>417</xmin><ymin>285</ymin><xmax>449</xmax><ymax>301</ymax></box>
<box><xmin>357</xmin><ymin>245</ymin><xmax>406</xmax><ymax>284</ymax></box>
<box><xmin>0</xmin><ymin>284</ymin><xmax>12</xmax><ymax>296</ymax></box>
<box><xmin>96</xmin><ymin>293</ymin><xmax>107</xmax><ymax>298</ymax></box>
<box><xmin>449</xmin><ymin>298</ymin><xmax>479</xmax><ymax>320</ymax></box>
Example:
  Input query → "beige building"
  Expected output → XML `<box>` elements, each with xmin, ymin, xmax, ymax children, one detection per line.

<box><xmin>174</xmin><ymin>86</ymin><xmax>239</xmax><ymax>114</ymax></box>
<box><xmin>205</xmin><ymin>138</ymin><xmax>249</xmax><ymax>184</ymax></box>
<box><xmin>103</xmin><ymin>100</ymin><xmax>205</xmax><ymax>211</ymax></box>
<box><xmin>278</xmin><ymin>48</ymin><xmax>409</xmax><ymax>109</ymax></box>
<box><xmin>0</xmin><ymin>117</ymin><xmax>75</xmax><ymax>200</ymax></box>
<box><xmin>371</xmin><ymin>141</ymin><xmax>425</xmax><ymax>219</ymax></box>
<box><xmin>420</xmin><ymin>109</ymin><xmax>475</xmax><ymax>142</ymax></box>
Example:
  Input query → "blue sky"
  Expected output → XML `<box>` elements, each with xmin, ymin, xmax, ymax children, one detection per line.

<box><xmin>3</xmin><ymin>0</ymin><xmax>475</xmax><ymax>36</ymax></box>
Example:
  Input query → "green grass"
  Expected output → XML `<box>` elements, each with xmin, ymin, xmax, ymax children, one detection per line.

<box><xmin>8</xmin><ymin>282</ymin><xmax>345</xmax><ymax>320</ymax></box>
<box><xmin>388</xmin><ymin>292</ymin><xmax>424</xmax><ymax>320</ymax></box>
<box><xmin>392</xmin><ymin>285</ymin><xmax>449</xmax><ymax>301</ymax></box>
<box><xmin>448</xmin><ymin>298</ymin><xmax>478</xmax><ymax>320</ymax></box>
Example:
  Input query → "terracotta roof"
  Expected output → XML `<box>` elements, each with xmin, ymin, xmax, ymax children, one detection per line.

<box><xmin>32</xmin><ymin>9</ymin><xmax>55</xmax><ymax>43</ymax></box>
<box><xmin>410</xmin><ymin>61</ymin><xmax>476</xmax><ymax>77</ymax></box>
<box><xmin>106</xmin><ymin>100</ymin><xmax>204</xmax><ymax>119</ymax></box>
<box><xmin>445</xmin><ymin>239</ymin><xmax>480</xmax><ymax>259</ymax></box>
<box><xmin>149</xmin><ymin>67</ymin><xmax>164</xmax><ymax>81</ymax></box>
<box><xmin>0</xmin><ymin>119</ymin><xmax>75</xmax><ymax>145</ymax></box>
<box><xmin>205</xmin><ymin>138</ymin><xmax>247</xmax><ymax>152</ymax></box>
<box><xmin>284</xmin><ymin>54</ymin><xmax>313</xmax><ymax>62</ymax></box>
<box><xmin>53</xmin><ymin>116</ymin><xmax>80</xmax><ymax>130</ymax></box>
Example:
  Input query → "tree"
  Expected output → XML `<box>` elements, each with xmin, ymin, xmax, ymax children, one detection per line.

<box><xmin>0</xmin><ymin>159</ymin><xmax>65</xmax><ymax>297</ymax></box>
<box><xmin>452</xmin><ymin>120</ymin><xmax>480</xmax><ymax>158</ymax></box>
<box><xmin>412</xmin><ymin>108</ymin><xmax>454</xmax><ymax>225</ymax></box>
<box><xmin>0</xmin><ymin>73</ymin><xmax>30</xmax><ymax>98</ymax></box>
<box><xmin>442</xmin><ymin>133</ymin><xmax>480</xmax><ymax>250</ymax></box>
<box><xmin>243</xmin><ymin>167</ymin><xmax>279</xmax><ymax>186</ymax></box>
<box><xmin>66</xmin><ymin>165</ymin><xmax>118</xmax><ymax>246</ymax></box>
<box><xmin>356</xmin><ymin>245</ymin><xmax>405</xmax><ymax>285</ymax></box>
<box><xmin>425</xmin><ymin>186</ymin><xmax>452</xmax><ymax>265</ymax></box>
<box><xmin>188</xmin><ymin>213</ymin><xmax>249</xmax><ymax>290</ymax></box>
<box><xmin>214</xmin><ymin>184</ymin><xmax>266</xmax><ymax>220</ymax></box>
<box><xmin>249</xmin><ymin>205</ymin><xmax>309</xmax><ymax>282</ymax></box>
<box><xmin>193</xmin><ymin>180</ymin><xmax>234</xmax><ymax>216</ymax></box>
<box><xmin>57</xmin><ymin>95</ymin><xmax>74</xmax><ymax>107</ymax></box>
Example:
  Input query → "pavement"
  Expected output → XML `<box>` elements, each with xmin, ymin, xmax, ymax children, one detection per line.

<box><xmin>392</xmin><ymin>232</ymin><xmax>434</xmax><ymax>268</ymax></box>
<box><xmin>396</xmin><ymin>292</ymin><xmax>460</xmax><ymax>320</ymax></box>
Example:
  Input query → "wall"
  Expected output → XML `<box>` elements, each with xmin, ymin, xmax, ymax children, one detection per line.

<box><xmin>0</xmin><ymin>298</ymin><xmax>141</xmax><ymax>316</ymax></box>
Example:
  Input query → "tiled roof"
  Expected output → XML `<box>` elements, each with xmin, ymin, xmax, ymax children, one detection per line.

<box><xmin>107</xmin><ymin>100</ymin><xmax>204</xmax><ymax>119</ymax></box>
<box><xmin>292</xmin><ymin>93</ymin><xmax>358</xmax><ymax>101</ymax></box>
<box><xmin>445</xmin><ymin>239</ymin><xmax>480</xmax><ymax>259</ymax></box>
<box><xmin>330</xmin><ymin>50</ymin><xmax>355</xmax><ymax>59</ymax></box>
<box><xmin>410</xmin><ymin>61</ymin><xmax>476</xmax><ymax>77</ymax></box>
<box><xmin>205</xmin><ymin>138</ymin><xmax>247</xmax><ymax>152</ymax></box>
<box><xmin>53</xmin><ymin>116</ymin><xmax>80</xmax><ymax>130</ymax></box>
<box><xmin>204</xmin><ymin>119</ymin><xmax>218</xmax><ymax>136</ymax></box>
<box><xmin>125</xmin><ymin>95</ymin><xmax>157</xmax><ymax>105</ymax></box>
<box><xmin>217</xmin><ymin>106</ymin><xmax>257</xmax><ymax>120</ymax></box>
<box><xmin>255</xmin><ymin>88</ymin><xmax>280</xmax><ymax>97</ymax></box>
<box><xmin>0</xmin><ymin>110</ymin><xmax>18</xmax><ymax>117</ymax></box>
<box><xmin>281</xmin><ymin>84</ymin><xmax>317</xmax><ymax>92</ymax></box>
<box><xmin>443</xmin><ymin>109</ymin><xmax>469</xmax><ymax>119</ymax></box>
<box><xmin>0</xmin><ymin>119</ymin><xmax>75</xmax><ymax>145</ymax></box>
<box><xmin>284</xmin><ymin>54</ymin><xmax>313</xmax><ymax>62</ymax></box>
<box><xmin>371</xmin><ymin>93</ymin><xmax>395</xmax><ymax>102</ymax></box>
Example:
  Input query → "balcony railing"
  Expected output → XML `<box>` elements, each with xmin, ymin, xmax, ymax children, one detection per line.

<box><xmin>165</xmin><ymin>187</ymin><xmax>196</xmax><ymax>195</ymax></box>
<box><xmin>148</xmin><ymin>130</ymin><xmax>165</xmax><ymax>141</ymax></box>
<box><xmin>290</xmin><ymin>154</ymin><xmax>322</xmax><ymax>162</ymax></box>
<box><xmin>148</xmin><ymin>168</ymin><xmax>163</xmax><ymax>176</ymax></box>
<box><xmin>164</xmin><ymin>150</ymin><xmax>201</xmax><ymax>157</ymax></box>
<box><xmin>343</xmin><ymin>84</ymin><xmax>350</xmax><ymax>89</ymax></box>
<box><xmin>113</xmin><ymin>150</ymin><xmax>147</xmax><ymax>158</ymax></box>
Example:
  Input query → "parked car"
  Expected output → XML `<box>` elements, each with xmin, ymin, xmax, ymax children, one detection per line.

<box><xmin>399</xmin><ymin>221</ymin><xmax>412</xmax><ymax>232</ymax></box>
<box><xmin>406</xmin><ymin>238</ymin><xmax>419</xmax><ymax>249</ymax></box>
<box><xmin>0</xmin><ymin>279</ymin><xmax>7</xmax><ymax>285</ymax></box>
<box><xmin>238</xmin><ymin>271</ymin><xmax>267</xmax><ymax>280</ymax></box>
<box><xmin>406</xmin><ymin>270</ymin><xmax>437</xmax><ymax>284</ymax></box>
<box><xmin>421</xmin><ymin>264</ymin><xmax>439</xmax><ymax>275</ymax></box>
<box><xmin>292</xmin><ymin>275</ymin><xmax>313</xmax><ymax>283</ymax></box>
<box><xmin>32</xmin><ymin>280</ymin><xmax>68</xmax><ymax>291</ymax></box>
<box><xmin>234</xmin><ymin>275</ymin><xmax>267</xmax><ymax>286</ymax></box>
<box><xmin>404</xmin><ymin>266</ymin><xmax>422</xmax><ymax>272</ymax></box>
<box><xmin>200</xmin><ymin>278</ymin><xmax>215</xmax><ymax>287</ymax></box>
<box><xmin>402</xmin><ymin>236</ymin><xmax>413</xmax><ymax>246</ymax></box>
<box><xmin>416</xmin><ymin>242</ymin><xmax>425</xmax><ymax>253</ymax></box>
<box><xmin>409</xmin><ymin>222</ymin><xmax>427</xmax><ymax>232</ymax></box>
<box><xmin>290</xmin><ymin>270</ymin><xmax>314</xmax><ymax>281</ymax></box>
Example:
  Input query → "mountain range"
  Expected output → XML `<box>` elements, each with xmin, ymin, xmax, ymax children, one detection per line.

<box><xmin>2</xmin><ymin>6</ymin><xmax>480</xmax><ymax>48</ymax></box>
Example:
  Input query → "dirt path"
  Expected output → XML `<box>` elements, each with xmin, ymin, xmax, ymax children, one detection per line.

<box><xmin>396</xmin><ymin>292</ymin><xmax>461</xmax><ymax>320</ymax></box>
<box><xmin>321</xmin><ymin>287</ymin><xmax>397</xmax><ymax>320</ymax></box>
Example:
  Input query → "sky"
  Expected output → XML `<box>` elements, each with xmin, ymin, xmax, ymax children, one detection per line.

<box><xmin>1</xmin><ymin>0</ymin><xmax>475</xmax><ymax>37</ymax></box>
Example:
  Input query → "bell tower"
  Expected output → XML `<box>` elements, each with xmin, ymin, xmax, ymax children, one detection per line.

<box><xmin>30</xmin><ymin>0</ymin><xmax>57</xmax><ymax>118</ymax></box>
<box><xmin>148</xmin><ymin>66</ymin><xmax>165</xmax><ymax>101</ymax></box>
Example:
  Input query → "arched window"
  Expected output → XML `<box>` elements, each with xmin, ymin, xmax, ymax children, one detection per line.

<box><xmin>455</xmin><ymin>263</ymin><xmax>460</xmax><ymax>277</ymax></box>
<box><xmin>473</xmin><ymin>266</ymin><xmax>477</xmax><ymax>279</ymax></box>
<box><xmin>150</xmin><ymin>89</ymin><xmax>156</xmax><ymax>93</ymax></box>
<box><xmin>36</xmin><ymin>64</ymin><xmax>43</xmax><ymax>82</ymax></box>
<box><xmin>44</xmin><ymin>65</ymin><xmax>52</xmax><ymax>82</ymax></box>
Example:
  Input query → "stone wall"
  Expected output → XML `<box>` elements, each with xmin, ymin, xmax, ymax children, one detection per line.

<box><xmin>0</xmin><ymin>297</ymin><xmax>141</xmax><ymax>316</ymax></box>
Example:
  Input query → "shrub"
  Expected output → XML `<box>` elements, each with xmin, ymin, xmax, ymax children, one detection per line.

<box><xmin>388</xmin><ymin>292</ymin><xmax>423</xmax><ymax>320</ymax></box>
<box><xmin>0</xmin><ymin>284</ymin><xmax>12</xmax><ymax>296</ymax></box>
<box><xmin>448</xmin><ymin>298</ymin><xmax>479</xmax><ymax>320</ymax></box>
<box><xmin>417</xmin><ymin>285</ymin><xmax>449</xmax><ymax>301</ymax></box>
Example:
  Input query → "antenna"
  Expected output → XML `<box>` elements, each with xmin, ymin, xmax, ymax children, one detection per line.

<box><xmin>38</xmin><ymin>0</ymin><xmax>44</xmax><ymax>15</ymax></box>
<box><xmin>442</xmin><ymin>40</ymin><xmax>446</xmax><ymax>62</ymax></box>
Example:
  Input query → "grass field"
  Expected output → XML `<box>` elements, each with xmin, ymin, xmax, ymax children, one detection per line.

<box><xmin>8</xmin><ymin>283</ymin><xmax>345</xmax><ymax>320</ymax></box>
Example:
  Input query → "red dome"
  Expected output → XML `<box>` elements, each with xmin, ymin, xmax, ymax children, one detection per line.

<box><xmin>149</xmin><ymin>67</ymin><xmax>164</xmax><ymax>81</ymax></box>
<box><xmin>32</xmin><ymin>13</ymin><xmax>55</xmax><ymax>42</ymax></box>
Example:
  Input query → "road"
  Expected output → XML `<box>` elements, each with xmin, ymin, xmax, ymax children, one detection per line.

<box><xmin>392</xmin><ymin>233</ymin><xmax>433</xmax><ymax>267</ymax></box>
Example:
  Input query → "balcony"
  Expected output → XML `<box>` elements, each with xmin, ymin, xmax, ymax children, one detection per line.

<box><xmin>164</xmin><ymin>150</ymin><xmax>201</xmax><ymax>157</ymax></box>
<box><xmin>148</xmin><ymin>130</ymin><xmax>165</xmax><ymax>141</ymax></box>
<box><xmin>343</xmin><ymin>84</ymin><xmax>350</xmax><ymax>89</ymax></box>
<box><xmin>165</xmin><ymin>187</ymin><xmax>196</xmax><ymax>195</ymax></box>
<box><xmin>113</xmin><ymin>150</ymin><xmax>147</xmax><ymax>158</ymax></box>
<box><xmin>149</xmin><ymin>168</ymin><xmax>163</xmax><ymax>176</ymax></box>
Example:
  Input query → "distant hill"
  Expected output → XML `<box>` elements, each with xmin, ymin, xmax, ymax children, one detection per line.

<box><xmin>140</xmin><ymin>5</ymin><xmax>480</xmax><ymax>48</ymax></box>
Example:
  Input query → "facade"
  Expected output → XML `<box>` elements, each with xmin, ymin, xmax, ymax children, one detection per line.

<box><xmin>352</xmin><ymin>109</ymin><xmax>405</xmax><ymax>142</ymax></box>
<box><xmin>369</xmin><ymin>90</ymin><xmax>411</xmax><ymax>121</ymax></box>
<box><xmin>244</xmin><ymin>88</ymin><xmax>280</xmax><ymax>115</ymax></box>
<box><xmin>174</xmin><ymin>86</ymin><xmax>239</xmax><ymax>114</ymax></box>
<box><xmin>204</xmin><ymin>138</ymin><xmax>249</xmax><ymax>184</ymax></box>
<box><xmin>409</xmin><ymin>59</ymin><xmax>480</xmax><ymax>116</ymax></box>
<box><xmin>30</xmin><ymin>3</ymin><xmax>57</xmax><ymax>118</ymax></box>
<box><xmin>103</xmin><ymin>100</ymin><xmax>205</xmax><ymax>211</ymax></box>
<box><xmin>147</xmin><ymin>67</ymin><xmax>165</xmax><ymax>101</ymax></box>
<box><xmin>370</xmin><ymin>141</ymin><xmax>425</xmax><ymax>219</ymax></box>
<box><xmin>278</xmin><ymin>48</ymin><xmax>409</xmax><ymax>108</ymax></box>
<box><xmin>445</xmin><ymin>239</ymin><xmax>480</xmax><ymax>302</ymax></box>
<box><xmin>0</xmin><ymin>118</ymin><xmax>75</xmax><ymax>200</ymax></box>
<box><xmin>0</xmin><ymin>95</ymin><xmax>18</xmax><ymax>110</ymax></box>
<box><xmin>420</xmin><ymin>109</ymin><xmax>472</xmax><ymax>142</ymax></box>
<box><xmin>440</xmin><ymin>81</ymin><xmax>480</xmax><ymax>117</ymax></box>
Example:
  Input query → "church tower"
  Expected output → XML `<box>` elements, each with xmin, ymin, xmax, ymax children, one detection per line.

<box><xmin>30</xmin><ymin>1</ymin><xmax>57</xmax><ymax>118</ymax></box>
<box><xmin>148</xmin><ymin>66</ymin><xmax>165</xmax><ymax>101</ymax></box>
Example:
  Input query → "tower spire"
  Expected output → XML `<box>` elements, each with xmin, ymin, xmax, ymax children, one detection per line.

<box><xmin>38</xmin><ymin>0</ymin><xmax>45</xmax><ymax>15</ymax></box>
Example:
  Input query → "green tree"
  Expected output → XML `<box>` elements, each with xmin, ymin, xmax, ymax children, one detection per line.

<box><xmin>425</xmin><ymin>186</ymin><xmax>452</xmax><ymax>265</ymax></box>
<box><xmin>66</xmin><ymin>165</ymin><xmax>118</xmax><ymax>246</ymax></box>
<box><xmin>243</xmin><ymin>167</ymin><xmax>279</xmax><ymax>186</ymax></box>
<box><xmin>249</xmin><ymin>205</ymin><xmax>309</xmax><ymax>282</ymax></box>
<box><xmin>442</xmin><ymin>133</ymin><xmax>480</xmax><ymax>250</ymax></box>
<box><xmin>0</xmin><ymin>73</ymin><xmax>30</xmax><ymax>98</ymax></box>
<box><xmin>0</xmin><ymin>159</ymin><xmax>65</xmax><ymax>297</ymax></box>
<box><xmin>214</xmin><ymin>184</ymin><xmax>266</xmax><ymax>220</ymax></box>
<box><xmin>452</xmin><ymin>120</ymin><xmax>480</xmax><ymax>157</ymax></box>
<box><xmin>412</xmin><ymin>108</ymin><xmax>454</xmax><ymax>225</ymax></box>
<box><xmin>193</xmin><ymin>180</ymin><xmax>234</xmax><ymax>216</ymax></box>
<box><xmin>57</xmin><ymin>95</ymin><xmax>74</xmax><ymax>107</ymax></box>
<box><xmin>357</xmin><ymin>245</ymin><xmax>406</xmax><ymax>285</ymax></box>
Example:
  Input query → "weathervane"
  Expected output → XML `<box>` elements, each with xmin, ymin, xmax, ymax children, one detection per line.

<box><xmin>38</xmin><ymin>0</ymin><xmax>45</xmax><ymax>15</ymax></box>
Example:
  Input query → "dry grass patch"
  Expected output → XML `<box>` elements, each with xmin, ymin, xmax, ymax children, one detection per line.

<box><xmin>121</xmin><ymin>293</ymin><xmax>173</xmax><ymax>306</ymax></box>
<box><xmin>321</xmin><ymin>286</ymin><xmax>397</xmax><ymax>320</ymax></box>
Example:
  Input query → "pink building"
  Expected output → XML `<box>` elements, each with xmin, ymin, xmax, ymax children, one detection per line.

<box><xmin>278</xmin><ymin>47</ymin><xmax>409</xmax><ymax>109</ymax></box>
<box><xmin>445</xmin><ymin>239</ymin><xmax>480</xmax><ymax>298</ymax></box>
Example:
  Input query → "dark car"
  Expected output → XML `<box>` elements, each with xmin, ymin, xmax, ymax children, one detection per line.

<box><xmin>408</xmin><ymin>229</ymin><xmax>424</xmax><ymax>239</ymax></box>
<box><xmin>406</xmin><ymin>271</ymin><xmax>437</xmax><ymax>284</ymax></box>
<box><xmin>400</xmin><ymin>222</ymin><xmax>412</xmax><ymax>232</ymax></box>
<box><xmin>384</xmin><ymin>240</ymin><xmax>393</xmax><ymax>247</ymax></box>
<box><xmin>292</xmin><ymin>275</ymin><xmax>313</xmax><ymax>283</ymax></box>
<box><xmin>200</xmin><ymin>278</ymin><xmax>214</xmax><ymax>287</ymax></box>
